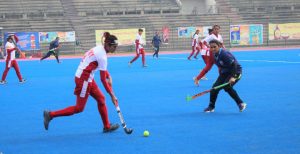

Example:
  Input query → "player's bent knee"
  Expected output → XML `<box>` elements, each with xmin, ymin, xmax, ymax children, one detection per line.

<box><xmin>224</xmin><ymin>87</ymin><xmax>233</xmax><ymax>92</ymax></box>
<box><xmin>96</xmin><ymin>98</ymin><xmax>105</xmax><ymax>105</ymax></box>
<box><xmin>97</xmin><ymin>98</ymin><xmax>106</xmax><ymax>106</ymax></box>
<box><xmin>74</xmin><ymin>106</ymin><xmax>85</xmax><ymax>113</ymax></box>
<box><xmin>210</xmin><ymin>89</ymin><xmax>217</xmax><ymax>94</ymax></box>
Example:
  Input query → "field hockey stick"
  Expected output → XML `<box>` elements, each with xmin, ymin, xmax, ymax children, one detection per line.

<box><xmin>114</xmin><ymin>100</ymin><xmax>133</xmax><ymax>134</ymax></box>
<box><xmin>186</xmin><ymin>82</ymin><xmax>230</xmax><ymax>101</ymax></box>
<box><xmin>49</xmin><ymin>48</ymin><xmax>55</xmax><ymax>52</ymax></box>
<box><xmin>48</xmin><ymin>48</ymin><xmax>58</xmax><ymax>55</ymax></box>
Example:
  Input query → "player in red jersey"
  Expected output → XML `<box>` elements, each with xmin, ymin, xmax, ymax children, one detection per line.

<box><xmin>0</xmin><ymin>35</ymin><xmax>26</xmax><ymax>84</ymax></box>
<box><xmin>43</xmin><ymin>32</ymin><xmax>120</xmax><ymax>133</ymax></box>
<box><xmin>128</xmin><ymin>28</ymin><xmax>147</xmax><ymax>67</ymax></box>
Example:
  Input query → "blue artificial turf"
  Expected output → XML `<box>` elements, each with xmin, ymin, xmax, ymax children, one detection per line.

<box><xmin>0</xmin><ymin>48</ymin><xmax>300</xmax><ymax>154</ymax></box>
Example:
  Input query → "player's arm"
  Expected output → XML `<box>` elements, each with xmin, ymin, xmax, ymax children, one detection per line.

<box><xmin>227</xmin><ymin>60</ymin><xmax>239</xmax><ymax>84</ymax></box>
<box><xmin>54</xmin><ymin>42</ymin><xmax>61</xmax><ymax>51</ymax></box>
<box><xmin>202</xmin><ymin>34</ymin><xmax>214</xmax><ymax>48</ymax></box>
<box><xmin>105</xmin><ymin>71</ymin><xmax>112</xmax><ymax>87</ymax></box>
<box><xmin>11</xmin><ymin>34</ymin><xmax>19</xmax><ymax>43</ymax></box>
<box><xmin>6</xmin><ymin>47</ymin><xmax>16</xmax><ymax>53</ymax></box>
<box><xmin>222</xmin><ymin>52</ymin><xmax>238</xmax><ymax>84</ymax></box>
<box><xmin>202</xmin><ymin>38</ymin><xmax>210</xmax><ymax>48</ymax></box>
<box><xmin>100</xmin><ymin>70</ymin><xmax>117</xmax><ymax>104</ymax></box>
<box><xmin>199</xmin><ymin>41</ymin><xmax>203</xmax><ymax>50</ymax></box>
<box><xmin>56</xmin><ymin>44</ymin><xmax>61</xmax><ymax>50</ymax></box>
<box><xmin>219</xmin><ymin>36</ymin><xmax>225</xmax><ymax>49</ymax></box>
<box><xmin>196</xmin><ymin>57</ymin><xmax>214</xmax><ymax>80</ymax></box>
<box><xmin>100</xmin><ymin>70</ymin><xmax>113</xmax><ymax>94</ymax></box>
<box><xmin>135</xmin><ymin>39</ymin><xmax>140</xmax><ymax>53</ymax></box>
<box><xmin>9</xmin><ymin>35</ymin><xmax>22</xmax><ymax>53</ymax></box>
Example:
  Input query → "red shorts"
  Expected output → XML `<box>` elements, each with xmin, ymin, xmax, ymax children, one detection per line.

<box><xmin>136</xmin><ymin>48</ymin><xmax>145</xmax><ymax>55</ymax></box>
<box><xmin>74</xmin><ymin>77</ymin><xmax>96</xmax><ymax>98</ymax></box>
<box><xmin>6</xmin><ymin>59</ymin><xmax>17</xmax><ymax>68</ymax></box>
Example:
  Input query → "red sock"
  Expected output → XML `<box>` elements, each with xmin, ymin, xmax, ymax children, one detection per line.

<box><xmin>97</xmin><ymin>103</ymin><xmax>110</xmax><ymax>129</ymax></box>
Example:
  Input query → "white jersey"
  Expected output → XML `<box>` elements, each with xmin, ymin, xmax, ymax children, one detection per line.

<box><xmin>5</xmin><ymin>41</ymin><xmax>16</xmax><ymax>61</ymax></box>
<box><xmin>202</xmin><ymin>33</ymin><xmax>223</xmax><ymax>44</ymax></box>
<box><xmin>75</xmin><ymin>45</ymin><xmax>107</xmax><ymax>82</ymax></box>
<box><xmin>192</xmin><ymin>33</ymin><xmax>199</xmax><ymax>47</ymax></box>
<box><xmin>135</xmin><ymin>34</ymin><xmax>144</xmax><ymax>49</ymax></box>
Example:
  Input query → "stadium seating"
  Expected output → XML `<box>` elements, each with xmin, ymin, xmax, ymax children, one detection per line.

<box><xmin>0</xmin><ymin>0</ymin><xmax>299</xmax><ymax>55</ymax></box>
<box><xmin>215</xmin><ymin>0</ymin><xmax>300</xmax><ymax>46</ymax></box>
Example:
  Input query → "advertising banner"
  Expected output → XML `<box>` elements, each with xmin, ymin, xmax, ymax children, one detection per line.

<box><xmin>162</xmin><ymin>26</ymin><xmax>169</xmax><ymax>44</ymax></box>
<box><xmin>230</xmin><ymin>24</ymin><xmax>263</xmax><ymax>46</ymax></box>
<box><xmin>4</xmin><ymin>32</ymin><xmax>40</xmax><ymax>50</ymax></box>
<box><xmin>39</xmin><ymin>31</ymin><xmax>75</xmax><ymax>43</ymax></box>
<box><xmin>269</xmin><ymin>23</ymin><xmax>300</xmax><ymax>40</ymax></box>
<box><xmin>178</xmin><ymin>27</ymin><xmax>196</xmax><ymax>38</ymax></box>
<box><xmin>0</xmin><ymin>27</ymin><xmax>3</xmax><ymax>47</ymax></box>
<box><xmin>179</xmin><ymin>26</ymin><xmax>211</xmax><ymax>39</ymax></box>
<box><xmin>95</xmin><ymin>28</ymin><xmax>146</xmax><ymax>46</ymax></box>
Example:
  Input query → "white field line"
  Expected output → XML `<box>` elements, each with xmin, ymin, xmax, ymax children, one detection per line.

<box><xmin>159</xmin><ymin>57</ymin><xmax>300</xmax><ymax>64</ymax></box>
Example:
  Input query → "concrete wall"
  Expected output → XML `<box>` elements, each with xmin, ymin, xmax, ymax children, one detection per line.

<box><xmin>180</xmin><ymin>0</ymin><xmax>216</xmax><ymax>14</ymax></box>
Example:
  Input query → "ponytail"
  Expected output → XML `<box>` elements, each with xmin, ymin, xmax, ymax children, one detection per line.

<box><xmin>103</xmin><ymin>32</ymin><xmax>118</xmax><ymax>46</ymax></box>
<box><xmin>103</xmin><ymin>32</ymin><xmax>110</xmax><ymax>38</ymax></box>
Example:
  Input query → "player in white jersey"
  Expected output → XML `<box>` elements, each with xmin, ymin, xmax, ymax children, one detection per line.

<box><xmin>202</xmin><ymin>25</ymin><xmax>224</xmax><ymax>49</ymax></box>
<box><xmin>200</xmin><ymin>28</ymin><xmax>213</xmax><ymax>65</ymax></box>
<box><xmin>0</xmin><ymin>35</ymin><xmax>26</xmax><ymax>84</ymax></box>
<box><xmin>194</xmin><ymin>25</ymin><xmax>225</xmax><ymax>85</ymax></box>
<box><xmin>187</xmin><ymin>30</ymin><xmax>200</xmax><ymax>60</ymax></box>
<box><xmin>128</xmin><ymin>28</ymin><xmax>147</xmax><ymax>67</ymax></box>
<box><xmin>43</xmin><ymin>32</ymin><xmax>120</xmax><ymax>133</ymax></box>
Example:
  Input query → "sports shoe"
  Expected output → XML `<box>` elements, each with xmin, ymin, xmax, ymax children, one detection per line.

<box><xmin>43</xmin><ymin>110</ymin><xmax>52</xmax><ymax>130</ymax></box>
<box><xmin>19</xmin><ymin>78</ymin><xmax>26</xmax><ymax>83</ymax></box>
<box><xmin>0</xmin><ymin>80</ymin><xmax>7</xmax><ymax>84</ymax></box>
<box><xmin>103</xmin><ymin>123</ymin><xmax>119</xmax><ymax>133</ymax></box>
<box><xmin>204</xmin><ymin>106</ymin><xmax>215</xmax><ymax>113</ymax></box>
<box><xmin>238</xmin><ymin>103</ymin><xmax>247</xmax><ymax>112</ymax></box>
<box><xmin>128</xmin><ymin>62</ymin><xmax>131</xmax><ymax>67</ymax></box>
<box><xmin>194</xmin><ymin>56</ymin><xmax>198</xmax><ymax>59</ymax></box>
<box><xmin>143</xmin><ymin>64</ymin><xmax>148</xmax><ymax>67</ymax></box>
